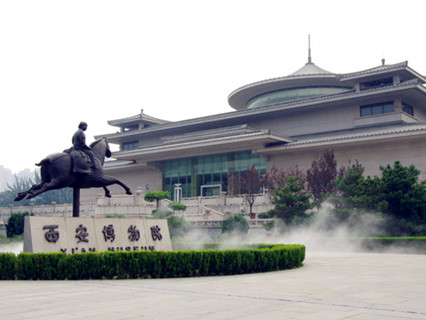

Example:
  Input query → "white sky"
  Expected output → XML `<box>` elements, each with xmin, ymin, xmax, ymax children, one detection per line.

<box><xmin>0</xmin><ymin>0</ymin><xmax>425</xmax><ymax>173</ymax></box>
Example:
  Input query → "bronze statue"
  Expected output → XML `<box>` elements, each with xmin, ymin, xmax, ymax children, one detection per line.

<box><xmin>15</xmin><ymin>136</ymin><xmax>132</xmax><ymax>202</ymax></box>
<box><xmin>72</xmin><ymin>121</ymin><xmax>97</xmax><ymax>170</ymax></box>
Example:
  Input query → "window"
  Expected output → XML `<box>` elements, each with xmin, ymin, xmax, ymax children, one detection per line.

<box><xmin>248</xmin><ymin>86</ymin><xmax>353</xmax><ymax>109</ymax></box>
<box><xmin>402</xmin><ymin>102</ymin><xmax>414</xmax><ymax>116</ymax></box>
<box><xmin>122</xmin><ymin>141</ymin><xmax>138</xmax><ymax>151</ymax></box>
<box><xmin>360</xmin><ymin>78</ymin><xmax>393</xmax><ymax>90</ymax></box>
<box><xmin>360</xmin><ymin>102</ymin><xmax>394</xmax><ymax>117</ymax></box>
<box><xmin>162</xmin><ymin>151</ymin><xmax>266</xmax><ymax>200</ymax></box>
<box><xmin>123</xmin><ymin>125</ymin><xmax>139</xmax><ymax>132</ymax></box>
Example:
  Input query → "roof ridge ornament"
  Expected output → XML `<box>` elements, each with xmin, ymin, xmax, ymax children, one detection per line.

<box><xmin>308</xmin><ymin>34</ymin><xmax>312</xmax><ymax>64</ymax></box>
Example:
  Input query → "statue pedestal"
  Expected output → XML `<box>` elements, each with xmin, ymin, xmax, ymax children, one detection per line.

<box><xmin>24</xmin><ymin>216</ymin><xmax>172</xmax><ymax>253</ymax></box>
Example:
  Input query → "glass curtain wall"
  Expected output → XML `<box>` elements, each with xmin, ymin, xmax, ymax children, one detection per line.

<box><xmin>163</xmin><ymin>151</ymin><xmax>266</xmax><ymax>200</ymax></box>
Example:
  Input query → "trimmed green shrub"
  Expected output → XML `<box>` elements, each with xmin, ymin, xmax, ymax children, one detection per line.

<box><xmin>221</xmin><ymin>214</ymin><xmax>249</xmax><ymax>235</ymax></box>
<box><xmin>144</xmin><ymin>191</ymin><xmax>170</xmax><ymax>210</ymax></box>
<box><xmin>0</xmin><ymin>253</ymin><xmax>17</xmax><ymax>280</ymax></box>
<box><xmin>0</xmin><ymin>244</ymin><xmax>305</xmax><ymax>280</ymax></box>
<box><xmin>168</xmin><ymin>202</ymin><xmax>187</xmax><ymax>214</ymax></box>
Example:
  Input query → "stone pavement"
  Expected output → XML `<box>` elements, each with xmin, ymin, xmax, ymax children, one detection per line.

<box><xmin>1</xmin><ymin>252</ymin><xmax>426</xmax><ymax>320</ymax></box>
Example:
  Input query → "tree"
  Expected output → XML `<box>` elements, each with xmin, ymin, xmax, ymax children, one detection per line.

<box><xmin>168</xmin><ymin>201</ymin><xmax>187</xmax><ymax>215</ymax></box>
<box><xmin>333</xmin><ymin>161</ymin><xmax>426</xmax><ymax>235</ymax></box>
<box><xmin>6</xmin><ymin>212</ymin><xmax>33</xmax><ymax>238</ymax></box>
<box><xmin>221</xmin><ymin>214</ymin><xmax>249</xmax><ymax>235</ymax></box>
<box><xmin>0</xmin><ymin>172</ymin><xmax>72</xmax><ymax>206</ymax></box>
<box><xmin>306</xmin><ymin>149</ymin><xmax>337</xmax><ymax>201</ymax></box>
<box><xmin>380</xmin><ymin>161</ymin><xmax>426</xmax><ymax>223</ymax></box>
<box><xmin>144</xmin><ymin>191</ymin><xmax>170</xmax><ymax>210</ymax></box>
<box><xmin>227</xmin><ymin>164</ymin><xmax>265</xmax><ymax>216</ymax></box>
<box><xmin>334</xmin><ymin>161</ymin><xmax>386</xmax><ymax>213</ymax></box>
<box><xmin>264</xmin><ymin>164</ymin><xmax>305</xmax><ymax>195</ymax></box>
<box><xmin>268</xmin><ymin>176</ymin><xmax>315</xmax><ymax>225</ymax></box>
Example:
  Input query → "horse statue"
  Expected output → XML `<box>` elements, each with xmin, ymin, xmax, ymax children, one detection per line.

<box><xmin>14</xmin><ymin>137</ymin><xmax>132</xmax><ymax>201</ymax></box>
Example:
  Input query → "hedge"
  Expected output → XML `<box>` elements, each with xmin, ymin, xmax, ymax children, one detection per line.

<box><xmin>359</xmin><ymin>237</ymin><xmax>426</xmax><ymax>253</ymax></box>
<box><xmin>0</xmin><ymin>244</ymin><xmax>305</xmax><ymax>280</ymax></box>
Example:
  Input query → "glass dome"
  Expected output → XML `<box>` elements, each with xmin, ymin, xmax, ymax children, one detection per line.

<box><xmin>247</xmin><ymin>86</ymin><xmax>353</xmax><ymax>109</ymax></box>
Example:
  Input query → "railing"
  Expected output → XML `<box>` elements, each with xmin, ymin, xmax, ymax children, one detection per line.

<box><xmin>0</xmin><ymin>190</ymin><xmax>274</xmax><ymax>225</ymax></box>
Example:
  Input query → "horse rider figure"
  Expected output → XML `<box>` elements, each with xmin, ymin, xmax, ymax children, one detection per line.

<box><xmin>72</xmin><ymin>121</ymin><xmax>97</xmax><ymax>170</ymax></box>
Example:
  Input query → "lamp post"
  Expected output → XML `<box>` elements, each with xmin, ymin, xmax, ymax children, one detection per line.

<box><xmin>174</xmin><ymin>183</ymin><xmax>182</xmax><ymax>203</ymax></box>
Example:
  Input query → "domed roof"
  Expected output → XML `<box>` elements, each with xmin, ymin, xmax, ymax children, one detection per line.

<box><xmin>228</xmin><ymin>60</ymin><xmax>342</xmax><ymax>111</ymax></box>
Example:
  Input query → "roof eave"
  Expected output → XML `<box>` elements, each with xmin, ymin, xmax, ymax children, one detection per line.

<box><xmin>112</xmin><ymin>132</ymin><xmax>291</xmax><ymax>163</ymax></box>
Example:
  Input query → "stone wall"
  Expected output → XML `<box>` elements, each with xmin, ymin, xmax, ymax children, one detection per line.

<box><xmin>0</xmin><ymin>190</ymin><xmax>273</xmax><ymax>222</ymax></box>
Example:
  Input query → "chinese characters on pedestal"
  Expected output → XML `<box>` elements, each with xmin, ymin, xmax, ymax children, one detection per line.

<box><xmin>42</xmin><ymin>222</ymin><xmax>163</xmax><ymax>253</ymax></box>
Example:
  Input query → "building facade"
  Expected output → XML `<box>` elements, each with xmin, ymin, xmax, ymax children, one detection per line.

<box><xmin>84</xmin><ymin>57</ymin><xmax>426</xmax><ymax>202</ymax></box>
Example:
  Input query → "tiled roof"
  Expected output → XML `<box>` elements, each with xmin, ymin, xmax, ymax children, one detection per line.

<box><xmin>339</xmin><ymin>61</ymin><xmax>408</xmax><ymax>80</ymax></box>
<box><xmin>115</xmin><ymin>129</ymin><xmax>289</xmax><ymax>156</ymax></box>
<box><xmin>289</xmin><ymin>62</ymin><xmax>333</xmax><ymax>76</ymax></box>
<box><xmin>161</xmin><ymin>124</ymin><xmax>269</xmax><ymax>145</ymax></box>
<box><xmin>99</xmin><ymin>79</ymin><xmax>424</xmax><ymax>142</ymax></box>
<box><xmin>286</xmin><ymin>123</ymin><xmax>426</xmax><ymax>147</ymax></box>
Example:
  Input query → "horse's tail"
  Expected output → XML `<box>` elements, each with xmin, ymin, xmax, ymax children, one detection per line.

<box><xmin>35</xmin><ymin>158</ymin><xmax>51</xmax><ymax>167</ymax></box>
<box><xmin>36</xmin><ymin>155</ymin><xmax>64</xmax><ymax>183</ymax></box>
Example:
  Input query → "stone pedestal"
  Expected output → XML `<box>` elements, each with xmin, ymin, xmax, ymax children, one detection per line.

<box><xmin>24</xmin><ymin>216</ymin><xmax>172</xmax><ymax>253</ymax></box>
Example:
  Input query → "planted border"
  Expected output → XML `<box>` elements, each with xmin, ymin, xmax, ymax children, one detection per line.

<box><xmin>0</xmin><ymin>244</ymin><xmax>305</xmax><ymax>280</ymax></box>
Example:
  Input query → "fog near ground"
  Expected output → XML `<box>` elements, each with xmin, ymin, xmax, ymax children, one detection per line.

<box><xmin>0</xmin><ymin>242</ymin><xmax>23</xmax><ymax>255</ymax></box>
<box><xmin>0</xmin><ymin>202</ymin><xmax>423</xmax><ymax>255</ymax></box>
<box><xmin>179</xmin><ymin>202</ymin><xmax>424</xmax><ymax>255</ymax></box>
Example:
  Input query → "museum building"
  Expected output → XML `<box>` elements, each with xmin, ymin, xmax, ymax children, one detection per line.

<box><xmin>90</xmin><ymin>56</ymin><xmax>426</xmax><ymax>201</ymax></box>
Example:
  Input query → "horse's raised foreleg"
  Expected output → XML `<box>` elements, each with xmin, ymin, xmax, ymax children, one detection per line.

<box><xmin>23</xmin><ymin>179</ymin><xmax>65</xmax><ymax>200</ymax></box>
<box><xmin>98</xmin><ymin>176</ymin><xmax>132</xmax><ymax>195</ymax></box>
<box><xmin>14</xmin><ymin>182</ymin><xmax>45</xmax><ymax>201</ymax></box>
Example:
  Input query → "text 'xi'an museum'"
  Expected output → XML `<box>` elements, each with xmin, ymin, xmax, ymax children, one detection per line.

<box><xmin>86</xmin><ymin>53</ymin><xmax>426</xmax><ymax>202</ymax></box>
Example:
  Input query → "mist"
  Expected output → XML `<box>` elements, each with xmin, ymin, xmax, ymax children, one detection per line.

<box><xmin>1</xmin><ymin>202</ymin><xmax>423</xmax><ymax>255</ymax></box>
<box><xmin>0</xmin><ymin>241</ymin><xmax>23</xmax><ymax>255</ymax></box>
<box><xmin>177</xmin><ymin>201</ymin><xmax>424</xmax><ymax>255</ymax></box>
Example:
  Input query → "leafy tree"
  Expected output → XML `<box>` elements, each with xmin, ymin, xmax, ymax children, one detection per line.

<box><xmin>0</xmin><ymin>172</ymin><xmax>72</xmax><ymax>206</ymax></box>
<box><xmin>264</xmin><ymin>164</ymin><xmax>305</xmax><ymax>195</ymax></box>
<box><xmin>333</xmin><ymin>161</ymin><xmax>426</xmax><ymax>235</ymax></box>
<box><xmin>144</xmin><ymin>191</ymin><xmax>170</xmax><ymax>210</ymax></box>
<box><xmin>221</xmin><ymin>214</ymin><xmax>249</xmax><ymax>235</ymax></box>
<box><xmin>227</xmin><ymin>164</ymin><xmax>265</xmax><ymax>216</ymax></box>
<box><xmin>0</xmin><ymin>175</ymin><xmax>34</xmax><ymax>206</ymax></box>
<box><xmin>268</xmin><ymin>176</ymin><xmax>315</xmax><ymax>225</ymax></box>
<box><xmin>168</xmin><ymin>201</ymin><xmax>187</xmax><ymax>215</ymax></box>
<box><xmin>6</xmin><ymin>212</ymin><xmax>33</xmax><ymax>238</ymax></box>
<box><xmin>380</xmin><ymin>161</ymin><xmax>426</xmax><ymax>223</ymax></box>
<box><xmin>306</xmin><ymin>149</ymin><xmax>337</xmax><ymax>201</ymax></box>
<box><xmin>333</xmin><ymin>162</ymin><xmax>384</xmax><ymax>211</ymax></box>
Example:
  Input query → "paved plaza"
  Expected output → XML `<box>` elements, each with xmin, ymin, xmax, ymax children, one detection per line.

<box><xmin>1</xmin><ymin>252</ymin><xmax>426</xmax><ymax>319</ymax></box>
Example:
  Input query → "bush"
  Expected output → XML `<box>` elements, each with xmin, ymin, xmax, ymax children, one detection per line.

<box><xmin>262</xmin><ymin>220</ymin><xmax>275</xmax><ymax>231</ymax></box>
<box><xmin>0</xmin><ymin>253</ymin><xmax>17</xmax><ymax>280</ymax></box>
<box><xmin>221</xmin><ymin>214</ymin><xmax>249</xmax><ymax>235</ymax></box>
<box><xmin>6</xmin><ymin>212</ymin><xmax>33</xmax><ymax>238</ymax></box>
<box><xmin>167</xmin><ymin>216</ymin><xmax>188</xmax><ymax>238</ymax></box>
<box><xmin>105</xmin><ymin>214</ymin><xmax>127</xmax><ymax>219</ymax></box>
<box><xmin>152</xmin><ymin>209</ymin><xmax>172</xmax><ymax>219</ymax></box>
<box><xmin>0</xmin><ymin>244</ymin><xmax>305</xmax><ymax>280</ymax></box>
<box><xmin>168</xmin><ymin>202</ymin><xmax>187</xmax><ymax>214</ymax></box>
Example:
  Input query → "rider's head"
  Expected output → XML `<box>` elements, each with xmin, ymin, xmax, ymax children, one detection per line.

<box><xmin>78</xmin><ymin>121</ymin><xmax>88</xmax><ymax>131</ymax></box>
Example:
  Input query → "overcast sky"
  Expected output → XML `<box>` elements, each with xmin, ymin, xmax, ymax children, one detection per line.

<box><xmin>1</xmin><ymin>0</ymin><xmax>425</xmax><ymax>174</ymax></box>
